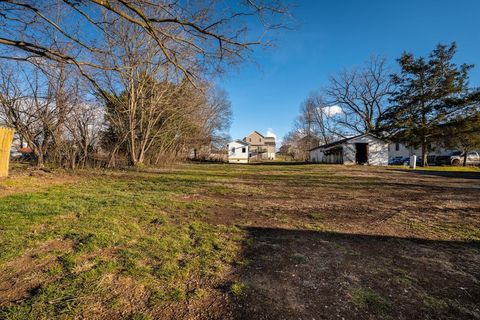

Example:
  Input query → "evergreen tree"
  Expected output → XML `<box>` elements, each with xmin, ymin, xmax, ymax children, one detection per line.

<box><xmin>381</xmin><ymin>43</ymin><xmax>478</xmax><ymax>166</ymax></box>
<box><xmin>439</xmin><ymin>109</ymin><xmax>480</xmax><ymax>166</ymax></box>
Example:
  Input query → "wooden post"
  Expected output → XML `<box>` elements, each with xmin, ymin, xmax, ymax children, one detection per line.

<box><xmin>0</xmin><ymin>128</ymin><xmax>15</xmax><ymax>177</ymax></box>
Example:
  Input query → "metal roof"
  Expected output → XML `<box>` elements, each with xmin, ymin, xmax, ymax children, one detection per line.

<box><xmin>309</xmin><ymin>133</ymin><xmax>387</xmax><ymax>151</ymax></box>
<box><xmin>228</xmin><ymin>140</ymin><xmax>249</xmax><ymax>146</ymax></box>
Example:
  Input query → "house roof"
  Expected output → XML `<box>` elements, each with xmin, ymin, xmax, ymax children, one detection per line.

<box><xmin>309</xmin><ymin>133</ymin><xmax>387</xmax><ymax>151</ymax></box>
<box><xmin>228</xmin><ymin>140</ymin><xmax>249</xmax><ymax>146</ymax></box>
<box><xmin>245</xmin><ymin>130</ymin><xmax>265</xmax><ymax>138</ymax></box>
<box><xmin>18</xmin><ymin>147</ymin><xmax>33</xmax><ymax>153</ymax></box>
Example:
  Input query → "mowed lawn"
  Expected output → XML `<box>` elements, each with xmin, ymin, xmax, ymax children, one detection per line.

<box><xmin>0</xmin><ymin>164</ymin><xmax>479</xmax><ymax>319</ymax></box>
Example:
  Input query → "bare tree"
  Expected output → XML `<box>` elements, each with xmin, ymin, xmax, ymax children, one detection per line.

<box><xmin>0</xmin><ymin>0</ymin><xmax>289</xmax><ymax>93</ymax></box>
<box><xmin>97</xmin><ymin>19</ymin><xmax>197</xmax><ymax>166</ymax></box>
<box><xmin>188</xmin><ymin>87</ymin><xmax>232</xmax><ymax>159</ymax></box>
<box><xmin>325</xmin><ymin>56</ymin><xmax>392</xmax><ymax>136</ymax></box>
<box><xmin>0</xmin><ymin>62</ymin><xmax>58</xmax><ymax>167</ymax></box>
<box><xmin>0</xmin><ymin>1</ymin><xmax>287</xmax><ymax>167</ymax></box>
<box><xmin>281</xmin><ymin>130</ymin><xmax>317</xmax><ymax>162</ymax></box>
<box><xmin>301</xmin><ymin>92</ymin><xmax>339</xmax><ymax>145</ymax></box>
<box><xmin>64</xmin><ymin>102</ymin><xmax>103</xmax><ymax>168</ymax></box>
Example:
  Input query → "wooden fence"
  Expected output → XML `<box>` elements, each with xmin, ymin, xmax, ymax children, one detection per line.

<box><xmin>0</xmin><ymin>127</ymin><xmax>15</xmax><ymax>177</ymax></box>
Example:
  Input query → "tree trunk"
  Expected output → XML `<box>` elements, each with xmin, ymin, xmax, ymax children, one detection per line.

<box><xmin>36</xmin><ymin>152</ymin><xmax>45</xmax><ymax>168</ymax></box>
<box><xmin>421</xmin><ymin>139</ymin><xmax>427</xmax><ymax>167</ymax></box>
<box><xmin>463</xmin><ymin>151</ymin><xmax>468</xmax><ymax>166</ymax></box>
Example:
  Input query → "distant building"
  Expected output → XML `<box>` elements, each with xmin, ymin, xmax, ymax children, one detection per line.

<box><xmin>227</xmin><ymin>131</ymin><xmax>276</xmax><ymax>163</ymax></box>
<box><xmin>388</xmin><ymin>142</ymin><xmax>455</xmax><ymax>162</ymax></box>
<box><xmin>243</xmin><ymin>131</ymin><xmax>276</xmax><ymax>160</ymax></box>
<box><xmin>309</xmin><ymin>133</ymin><xmax>388</xmax><ymax>166</ymax></box>
<box><xmin>227</xmin><ymin>140</ymin><xmax>249</xmax><ymax>163</ymax></box>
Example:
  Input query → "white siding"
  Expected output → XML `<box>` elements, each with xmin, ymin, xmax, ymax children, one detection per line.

<box><xmin>367</xmin><ymin>141</ymin><xmax>389</xmax><ymax>166</ymax></box>
<box><xmin>388</xmin><ymin>142</ymin><xmax>454</xmax><ymax>160</ymax></box>
<box><xmin>348</xmin><ymin>135</ymin><xmax>388</xmax><ymax>166</ymax></box>
<box><xmin>227</xmin><ymin>141</ymin><xmax>249</xmax><ymax>163</ymax></box>
<box><xmin>342</xmin><ymin>144</ymin><xmax>356</xmax><ymax>165</ymax></box>
<box><xmin>388</xmin><ymin>143</ymin><xmax>420</xmax><ymax>158</ymax></box>
<box><xmin>309</xmin><ymin>134</ymin><xmax>388</xmax><ymax>166</ymax></box>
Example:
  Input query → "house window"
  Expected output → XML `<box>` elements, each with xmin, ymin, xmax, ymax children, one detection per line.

<box><xmin>249</xmin><ymin>138</ymin><xmax>251</xmax><ymax>142</ymax></box>
<box><xmin>395</xmin><ymin>143</ymin><xmax>399</xmax><ymax>151</ymax></box>
<box><xmin>231</xmin><ymin>147</ymin><xmax>235</xmax><ymax>153</ymax></box>
<box><xmin>259</xmin><ymin>138</ymin><xmax>261</xmax><ymax>142</ymax></box>
<box><xmin>242</xmin><ymin>147</ymin><xmax>246</xmax><ymax>153</ymax></box>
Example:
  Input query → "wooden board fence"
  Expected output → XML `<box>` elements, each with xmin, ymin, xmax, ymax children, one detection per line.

<box><xmin>0</xmin><ymin>127</ymin><xmax>15</xmax><ymax>177</ymax></box>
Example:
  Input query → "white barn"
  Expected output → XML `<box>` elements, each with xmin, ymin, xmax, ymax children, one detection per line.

<box><xmin>310</xmin><ymin>134</ymin><xmax>388</xmax><ymax>166</ymax></box>
<box><xmin>227</xmin><ymin>140</ymin><xmax>249</xmax><ymax>163</ymax></box>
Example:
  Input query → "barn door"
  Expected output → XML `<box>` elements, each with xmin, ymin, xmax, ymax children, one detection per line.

<box><xmin>355</xmin><ymin>143</ymin><xmax>368</xmax><ymax>164</ymax></box>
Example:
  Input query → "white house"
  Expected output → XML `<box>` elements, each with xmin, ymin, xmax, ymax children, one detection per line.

<box><xmin>388</xmin><ymin>142</ymin><xmax>456</xmax><ymax>161</ymax></box>
<box><xmin>388</xmin><ymin>142</ymin><xmax>419</xmax><ymax>159</ymax></box>
<box><xmin>243</xmin><ymin>131</ymin><xmax>276</xmax><ymax>160</ymax></box>
<box><xmin>310</xmin><ymin>133</ymin><xmax>389</xmax><ymax>166</ymax></box>
<box><xmin>227</xmin><ymin>131</ymin><xmax>276</xmax><ymax>163</ymax></box>
<box><xmin>227</xmin><ymin>140</ymin><xmax>249</xmax><ymax>163</ymax></box>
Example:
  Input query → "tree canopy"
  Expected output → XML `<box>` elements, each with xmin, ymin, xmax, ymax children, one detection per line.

<box><xmin>380</xmin><ymin>43</ymin><xmax>479</xmax><ymax>166</ymax></box>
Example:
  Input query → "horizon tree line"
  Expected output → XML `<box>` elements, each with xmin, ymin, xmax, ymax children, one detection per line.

<box><xmin>0</xmin><ymin>0</ymin><xmax>290</xmax><ymax>168</ymax></box>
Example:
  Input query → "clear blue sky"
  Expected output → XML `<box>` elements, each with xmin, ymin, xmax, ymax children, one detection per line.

<box><xmin>219</xmin><ymin>0</ymin><xmax>480</xmax><ymax>143</ymax></box>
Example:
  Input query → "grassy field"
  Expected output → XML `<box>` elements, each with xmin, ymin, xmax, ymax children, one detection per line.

<box><xmin>0</xmin><ymin>164</ymin><xmax>479</xmax><ymax>319</ymax></box>
<box><xmin>389</xmin><ymin>164</ymin><xmax>480</xmax><ymax>172</ymax></box>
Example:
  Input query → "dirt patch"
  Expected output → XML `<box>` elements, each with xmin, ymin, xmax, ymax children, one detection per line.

<box><xmin>204</xmin><ymin>167</ymin><xmax>480</xmax><ymax>241</ymax></box>
<box><xmin>0</xmin><ymin>239</ymin><xmax>73</xmax><ymax>306</ymax></box>
<box><xmin>233</xmin><ymin>227</ymin><xmax>480</xmax><ymax>320</ymax></box>
<box><xmin>197</xmin><ymin>165</ymin><xmax>480</xmax><ymax>319</ymax></box>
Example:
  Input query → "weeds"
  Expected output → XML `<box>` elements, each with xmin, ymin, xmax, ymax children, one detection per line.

<box><xmin>350</xmin><ymin>287</ymin><xmax>391</xmax><ymax>314</ymax></box>
<box><xmin>230</xmin><ymin>281</ymin><xmax>249</xmax><ymax>298</ymax></box>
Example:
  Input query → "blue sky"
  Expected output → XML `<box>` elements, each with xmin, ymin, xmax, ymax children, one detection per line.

<box><xmin>219</xmin><ymin>0</ymin><xmax>480</xmax><ymax>143</ymax></box>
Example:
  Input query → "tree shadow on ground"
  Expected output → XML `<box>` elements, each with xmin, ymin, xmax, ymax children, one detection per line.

<box><xmin>389</xmin><ymin>168</ymin><xmax>480</xmax><ymax>180</ymax></box>
<box><xmin>229</xmin><ymin>227</ymin><xmax>480</xmax><ymax>320</ymax></box>
<box><xmin>249</xmin><ymin>162</ymin><xmax>310</xmax><ymax>166</ymax></box>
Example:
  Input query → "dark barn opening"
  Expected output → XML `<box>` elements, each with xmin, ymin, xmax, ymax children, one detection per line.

<box><xmin>355</xmin><ymin>143</ymin><xmax>368</xmax><ymax>164</ymax></box>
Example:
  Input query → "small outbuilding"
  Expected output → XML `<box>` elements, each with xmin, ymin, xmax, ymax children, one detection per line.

<box><xmin>309</xmin><ymin>133</ymin><xmax>388</xmax><ymax>166</ymax></box>
<box><xmin>227</xmin><ymin>140</ymin><xmax>249</xmax><ymax>163</ymax></box>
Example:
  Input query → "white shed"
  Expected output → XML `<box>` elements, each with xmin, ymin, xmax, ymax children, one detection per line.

<box><xmin>310</xmin><ymin>134</ymin><xmax>388</xmax><ymax>166</ymax></box>
<box><xmin>227</xmin><ymin>140</ymin><xmax>249</xmax><ymax>163</ymax></box>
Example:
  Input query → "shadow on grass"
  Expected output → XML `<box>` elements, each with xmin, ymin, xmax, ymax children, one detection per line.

<box><xmin>230</xmin><ymin>227</ymin><xmax>480</xmax><ymax>320</ymax></box>
<box><xmin>248</xmin><ymin>161</ymin><xmax>310</xmax><ymax>166</ymax></box>
<box><xmin>389</xmin><ymin>168</ymin><xmax>480</xmax><ymax>180</ymax></box>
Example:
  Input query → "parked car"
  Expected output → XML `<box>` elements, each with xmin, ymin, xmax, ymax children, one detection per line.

<box><xmin>389</xmin><ymin>156</ymin><xmax>409</xmax><ymax>165</ymax></box>
<box><xmin>10</xmin><ymin>147</ymin><xmax>23</xmax><ymax>160</ymax></box>
<box><xmin>434</xmin><ymin>151</ymin><xmax>480</xmax><ymax>166</ymax></box>
<box><xmin>451</xmin><ymin>151</ymin><xmax>480</xmax><ymax>166</ymax></box>
<box><xmin>389</xmin><ymin>156</ymin><xmax>425</xmax><ymax>166</ymax></box>
<box><xmin>10</xmin><ymin>147</ymin><xmax>35</xmax><ymax>162</ymax></box>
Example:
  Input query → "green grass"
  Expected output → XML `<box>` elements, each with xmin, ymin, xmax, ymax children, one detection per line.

<box><xmin>230</xmin><ymin>281</ymin><xmax>249</xmax><ymax>298</ymax></box>
<box><xmin>291</xmin><ymin>253</ymin><xmax>307</xmax><ymax>264</ymax></box>
<box><xmin>0</xmin><ymin>163</ymin><xmax>478</xmax><ymax>318</ymax></box>
<box><xmin>0</xmin><ymin>169</ymin><xmax>243</xmax><ymax>319</ymax></box>
<box><xmin>422</xmin><ymin>294</ymin><xmax>449</xmax><ymax>311</ymax></box>
<box><xmin>389</xmin><ymin>165</ymin><xmax>480</xmax><ymax>172</ymax></box>
<box><xmin>350</xmin><ymin>287</ymin><xmax>391</xmax><ymax>314</ymax></box>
